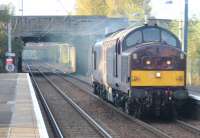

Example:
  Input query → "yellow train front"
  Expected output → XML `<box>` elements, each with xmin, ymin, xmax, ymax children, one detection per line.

<box><xmin>92</xmin><ymin>24</ymin><xmax>188</xmax><ymax>118</ymax></box>
<box><xmin>129</xmin><ymin>40</ymin><xmax>187</xmax><ymax>117</ymax></box>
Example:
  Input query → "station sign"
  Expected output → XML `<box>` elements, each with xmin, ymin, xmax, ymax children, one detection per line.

<box><xmin>5</xmin><ymin>58</ymin><xmax>15</xmax><ymax>72</ymax></box>
<box><xmin>5</xmin><ymin>52</ymin><xmax>16</xmax><ymax>57</ymax></box>
<box><xmin>5</xmin><ymin>64</ymin><xmax>15</xmax><ymax>72</ymax></box>
<box><xmin>5</xmin><ymin>58</ymin><xmax>13</xmax><ymax>64</ymax></box>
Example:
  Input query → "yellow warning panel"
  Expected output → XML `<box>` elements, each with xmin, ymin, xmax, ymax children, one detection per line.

<box><xmin>131</xmin><ymin>70</ymin><xmax>185</xmax><ymax>86</ymax></box>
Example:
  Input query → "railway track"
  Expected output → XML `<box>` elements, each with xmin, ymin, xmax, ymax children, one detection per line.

<box><xmin>146</xmin><ymin>119</ymin><xmax>200</xmax><ymax>138</ymax></box>
<box><xmin>29</xmin><ymin>67</ymin><xmax>109</xmax><ymax>138</ymax></box>
<box><xmin>28</xmin><ymin>66</ymin><xmax>63</xmax><ymax>138</ymax></box>
<box><xmin>30</xmin><ymin>65</ymin><xmax>200</xmax><ymax>138</ymax></box>
<box><xmin>59</xmin><ymin>73</ymin><xmax>200</xmax><ymax>138</ymax></box>
<box><xmin>38</xmin><ymin>72</ymin><xmax>169</xmax><ymax>138</ymax></box>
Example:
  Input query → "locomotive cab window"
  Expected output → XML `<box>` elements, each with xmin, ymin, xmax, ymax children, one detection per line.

<box><xmin>143</xmin><ymin>28</ymin><xmax>160</xmax><ymax>42</ymax></box>
<box><xmin>161</xmin><ymin>31</ymin><xmax>177</xmax><ymax>47</ymax></box>
<box><xmin>125</xmin><ymin>31</ymin><xmax>142</xmax><ymax>47</ymax></box>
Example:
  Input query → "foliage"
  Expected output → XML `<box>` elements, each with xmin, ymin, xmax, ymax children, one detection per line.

<box><xmin>76</xmin><ymin>0</ymin><xmax>108</xmax><ymax>16</ymax></box>
<box><xmin>188</xmin><ymin>19</ymin><xmax>200</xmax><ymax>58</ymax></box>
<box><xmin>169</xmin><ymin>18</ymin><xmax>200</xmax><ymax>59</ymax></box>
<box><xmin>75</xmin><ymin>0</ymin><xmax>151</xmax><ymax>19</ymax></box>
<box><xmin>168</xmin><ymin>21</ymin><xmax>179</xmax><ymax>37</ymax></box>
<box><xmin>187</xmin><ymin>18</ymin><xmax>200</xmax><ymax>86</ymax></box>
<box><xmin>0</xmin><ymin>31</ymin><xmax>6</xmax><ymax>72</ymax></box>
<box><xmin>12</xmin><ymin>38</ymin><xmax>24</xmax><ymax>57</ymax></box>
<box><xmin>0</xmin><ymin>5</ymin><xmax>11</xmax><ymax>23</ymax></box>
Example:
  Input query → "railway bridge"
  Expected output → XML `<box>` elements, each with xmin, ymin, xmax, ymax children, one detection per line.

<box><xmin>12</xmin><ymin>16</ymin><xmax>128</xmax><ymax>75</ymax></box>
<box><xmin>12</xmin><ymin>16</ymin><xmax>171</xmax><ymax>75</ymax></box>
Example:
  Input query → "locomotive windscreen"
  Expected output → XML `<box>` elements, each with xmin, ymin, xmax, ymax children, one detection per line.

<box><xmin>143</xmin><ymin>28</ymin><xmax>160</xmax><ymax>42</ymax></box>
<box><xmin>124</xmin><ymin>26</ymin><xmax>180</xmax><ymax>50</ymax></box>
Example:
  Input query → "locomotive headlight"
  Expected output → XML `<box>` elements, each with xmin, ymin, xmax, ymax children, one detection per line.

<box><xmin>166</xmin><ymin>60</ymin><xmax>171</xmax><ymax>65</ymax></box>
<box><xmin>132</xmin><ymin>53</ymin><xmax>137</xmax><ymax>59</ymax></box>
<box><xmin>180</xmin><ymin>53</ymin><xmax>184</xmax><ymax>59</ymax></box>
<box><xmin>146</xmin><ymin>60</ymin><xmax>151</xmax><ymax>65</ymax></box>
<box><xmin>176</xmin><ymin>76</ymin><xmax>183</xmax><ymax>81</ymax></box>
<box><xmin>155</xmin><ymin>72</ymin><xmax>161</xmax><ymax>78</ymax></box>
<box><xmin>132</xmin><ymin>76</ymin><xmax>140</xmax><ymax>81</ymax></box>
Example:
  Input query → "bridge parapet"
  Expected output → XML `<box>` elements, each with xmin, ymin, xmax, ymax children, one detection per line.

<box><xmin>12</xmin><ymin>16</ymin><xmax>128</xmax><ymax>38</ymax></box>
<box><xmin>13</xmin><ymin>16</ymin><xmax>128</xmax><ymax>75</ymax></box>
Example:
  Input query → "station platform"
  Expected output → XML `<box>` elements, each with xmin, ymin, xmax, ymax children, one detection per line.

<box><xmin>188</xmin><ymin>86</ymin><xmax>200</xmax><ymax>101</ymax></box>
<box><xmin>0</xmin><ymin>73</ymin><xmax>48</xmax><ymax>138</ymax></box>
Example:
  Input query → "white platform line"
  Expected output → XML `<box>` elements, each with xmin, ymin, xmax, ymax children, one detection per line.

<box><xmin>189</xmin><ymin>94</ymin><xmax>200</xmax><ymax>101</ymax></box>
<box><xmin>27</xmin><ymin>74</ymin><xmax>49</xmax><ymax>138</ymax></box>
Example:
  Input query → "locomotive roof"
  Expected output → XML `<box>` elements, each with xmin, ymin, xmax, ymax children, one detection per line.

<box><xmin>95</xmin><ymin>24</ymin><xmax>181</xmax><ymax>50</ymax></box>
<box><xmin>104</xmin><ymin>24</ymin><xmax>145</xmax><ymax>41</ymax></box>
<box><xmin>105</xmin><ymin>25</ymin><xmax>139</xmax><ymax>39</ymax></box>
<box><xmin>104</xmin><ymin>24</ymin><xmax>177</xmax><ymax>41</ymax></box>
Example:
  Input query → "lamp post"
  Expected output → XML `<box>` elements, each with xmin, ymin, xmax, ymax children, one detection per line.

<box><xmin>19</xmin><ymin>0</ymin><xmax>23</xmax><ymax>32</ymax></box>
<box><xmin>7</xmin><ymin>21</ymin><xmax>12</xmax><ymax>53</ymax></box>
<box><xmin>183</xmin><ymin>0</ymin><xmax>188</xmax><ymax>53</ymax></box>
<box><xmin>165</xmin><ymin>0</ymin><xmax>188</xmax><ymax>52</ymax></box>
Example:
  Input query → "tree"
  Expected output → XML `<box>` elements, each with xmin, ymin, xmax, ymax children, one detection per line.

<box><xmin>76</xmin><ymin>0</ymin><xmax>108</xmax><ymax>16</ymax></box>
<box><xmin>168</xmin><ymin>21</ymin><xmax>179</xmax><ymax>36</ymax></box>
<box><xmin>188</xmin><ymin>19</ymin><xmax>200</xmax><ymax>58</ymax></box>
<box><xmin>0</xmin><ymin>5</ymin><xmax>10</xmax><ymax>72</ymax></box>
<box><xmin>0</xmin><ymin>5</ymin><xmax>11</xmax><ymax>23</ymax></box>
<box><xmin>169</xmin><ymin>18</ymin><xmax>200</xmax><ymax>86</ymax></box>
<box><xmin>75</xmin><ymin>0</ymin><xmax>151</xmax><ymax>19</ymax></box>
<box><xmin>187</xmin><ymin>18</ymin><xmax>200</xmax><ymax>85</ymax></box>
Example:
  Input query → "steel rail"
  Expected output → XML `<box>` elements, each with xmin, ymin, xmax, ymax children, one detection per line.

<box><xmin>37</xmin><ymin>64</ymin><xmax>92</xmax><ymax>86</ymax></box>
<box><xmin>176</xmin><ymin>120</ymin><xmax>200</xmax><ymax>135</ymax></box>
<box><xmin>27</xmin><ymin>65</ymin><xmax>64</xmax><ymax>138</ymax></box>
<box><xmin>66</xmin><ymin>74</ymin><xmax>200</xmax><ymax>137</ymax></box>
<box><xmin>57</xmin><ymin>73</ymin><xmax>172</xmax><ymax>138</ymax></box>
<box><xmin>31</xmin><ymin>65</ymin><xmax>200</xmax><ymax>137</ymax></box>
<box><xmin>38</xmin><ymin>69</ymin><xmax>112</xmax><ymax>138</ymax></box>
<box><xmin>66</xmin><ymin>74</ymin><xmax>92</xmax><ymax>87</ymax></box>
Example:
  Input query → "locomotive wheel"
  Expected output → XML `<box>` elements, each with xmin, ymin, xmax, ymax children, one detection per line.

<box><xmin>132</xmin><ymin>102</ymin><xmax>142</xmax><ymax>118</ymax></box>
<box><xmin>124</xmin><ymin>101</ymin><xmax>134</xmax><ymax>115</ymax></box>
<box><xmin>124</xmin><ymin>101</ymin><xmax>129</xmax><ymax>114</ymax></box>
<box><xmin>134</xmin><ymin>106</ymin><xmax>142</xmax><ymax>118</ymax></box>
<box><xmin>93</xmin><ymin>83</ymin><xmax>98</xmax><ymax>95</ymax></box>
<box><xmin>161</xmin><ymin>104</ymin><xmax>177</xmax><ymax>120</ymax></box>
<box><xmin>113</xmin><ymin>96</ymin><xmax>119</xmax><ymax>107</ymax></box>
<box><xmin>100</xmin><ymin>86</ymin><xmax>107</xmax><ymax>100</ymax></box>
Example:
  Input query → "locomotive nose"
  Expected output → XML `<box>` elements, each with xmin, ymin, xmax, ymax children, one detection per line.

<box><xmin>131</xmin><ymin>45</ymin><xmax>186</xmax><ymax>70</ymax></box>
<box><xmin>130</xmin><ymin>45</ymin><xmax>186</xmax><ymax>87</ymax></box>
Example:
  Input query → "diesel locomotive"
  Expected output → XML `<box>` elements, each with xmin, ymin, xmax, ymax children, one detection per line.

<box><xmin>92</xmin><ymin>24</ymin><xmax>188</xmax><ymax>117</ymax></box>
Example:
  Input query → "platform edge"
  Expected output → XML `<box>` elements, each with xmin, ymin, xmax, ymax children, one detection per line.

<box><xmin>27</xmin><ymin>73</ymin><xmax>49</xmax><ymax>138</ymax></box>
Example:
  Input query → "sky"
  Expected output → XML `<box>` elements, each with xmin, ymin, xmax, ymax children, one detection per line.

<box><xmin>0</xmin><ymin>0</ymin><xmax>76</xmax><ymax>16</ymax></box>
<box><xmin>151</xmin><ymin>0</ymin><xmax>200</xmax><ymax>19</ymax></box>
<box><xmin>0</xmin><ymin>0</ymin><xmax>200</xmax><ymax>19</ymax></box>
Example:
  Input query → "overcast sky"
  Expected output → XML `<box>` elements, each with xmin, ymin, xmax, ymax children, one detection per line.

<box><xmin>0</xmin><ymin>0</ymin><xmax>200</xmax><ymax>19</ymax></box>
